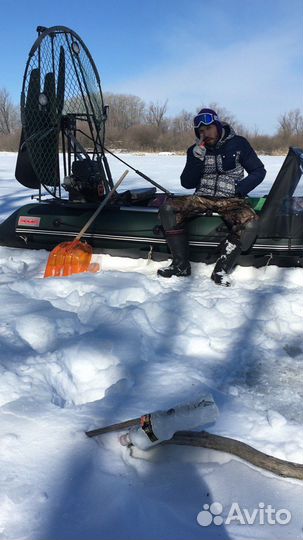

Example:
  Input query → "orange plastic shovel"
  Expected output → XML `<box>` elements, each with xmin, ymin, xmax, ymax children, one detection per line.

<box><xmin>44</xmin><ymin>170</ymin><xmax>129</xmax><ymax>278</ymax></box>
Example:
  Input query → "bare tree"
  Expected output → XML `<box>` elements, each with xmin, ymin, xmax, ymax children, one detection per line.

<box><xmin>171</xmin><ymin>109</ymin><xmax>193</xmax><ymax>133</ymax></box>
<box><xmin>278</xmin><ymin>109</ymin><xmax>303</xmax><ymax>138</ymax></box>
<box><xmin>104</xmin><ymin>93</ymin><xmax>146</xmax><ymax>130</ymax></box>
<box><xmin>146</xmin><ymin>99</ymin><xmax>168</xmax><ymax>129</ymax></box>
<box><xmin>0</xmin><ymin>88</ymin><xmax>19</xmax><ymax>134</ymax></box>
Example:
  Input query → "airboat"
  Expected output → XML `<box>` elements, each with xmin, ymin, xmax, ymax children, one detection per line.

<box><xmin>0</xmin><ymin>25</ymin><xmax>302</xmax><ymax>268</ymax></box>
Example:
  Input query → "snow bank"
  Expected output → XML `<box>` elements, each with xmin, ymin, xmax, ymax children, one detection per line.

<box><xmin>0</xmin><ymin>153</ymin><xmax>302</xmax><ymax>540</ymax></box>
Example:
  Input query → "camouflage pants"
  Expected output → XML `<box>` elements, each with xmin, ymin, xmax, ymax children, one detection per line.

<box><xmin>159</xmin><ymin>195</ymin><xmax>257</xmax><ymax>237</ymax></box>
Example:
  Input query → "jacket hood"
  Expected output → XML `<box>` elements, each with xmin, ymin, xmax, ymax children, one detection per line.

<box><xmin>211</xmin><ymin>123</ymin><xmax>236</xmax><ymax>149</ymax></box>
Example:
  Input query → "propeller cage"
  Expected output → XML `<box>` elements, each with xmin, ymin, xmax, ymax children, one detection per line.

<box><xmin>17</xmin><ymin>26</ymin><xmax>113</xmax><ymax>199</ymax></box>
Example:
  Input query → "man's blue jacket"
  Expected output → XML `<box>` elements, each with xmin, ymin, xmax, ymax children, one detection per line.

<box><xmin>180</xmin><ymin>124</ymin><xmax>266</xmax><ymax>198</ymax></box>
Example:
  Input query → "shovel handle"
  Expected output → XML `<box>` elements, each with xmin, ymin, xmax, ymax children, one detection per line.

<box><xmin>85</xmin><ymin>417</ymin><xmax>141</xmax><ymax>438</ymax></box>
<box><xmin>75</xmin><ymin>170</ymin><xmax>129</xmax><ymax>242</ymax></box>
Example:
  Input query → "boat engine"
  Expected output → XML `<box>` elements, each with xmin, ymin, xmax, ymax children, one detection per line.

<box><xmin>63</xmin><ymin>159</ymin><xmax>105</xmax><ymax>202</ymax></box>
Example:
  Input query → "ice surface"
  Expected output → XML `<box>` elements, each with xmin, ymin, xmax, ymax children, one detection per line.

<box><xmin>0</xmin><ymin>153</ymin><xmax>302</xmax><ymax>540</ymax></box>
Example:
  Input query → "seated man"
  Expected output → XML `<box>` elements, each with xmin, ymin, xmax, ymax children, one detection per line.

<box><xmin>157</xmin><ymin>108</ymin><xmax>266</xmax><ymax>286</ymax></box>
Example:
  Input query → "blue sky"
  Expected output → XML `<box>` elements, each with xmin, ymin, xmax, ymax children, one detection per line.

<box><xmin>0</xmin><ymin>0</ymin><xmax>301</xmax><ymax>134</ymax></box>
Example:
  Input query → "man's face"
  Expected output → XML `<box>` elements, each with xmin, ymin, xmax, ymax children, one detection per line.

<box><xmin>199</xmin><ymin>124</ymin><xmax>219</xmax><ymax>146</ymax></box>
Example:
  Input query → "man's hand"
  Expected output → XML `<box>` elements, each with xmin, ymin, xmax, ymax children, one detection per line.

<box><xmin>193</xmin><ymin>141</ymin><xmax>206</xmax><ymax>161</ymax></box>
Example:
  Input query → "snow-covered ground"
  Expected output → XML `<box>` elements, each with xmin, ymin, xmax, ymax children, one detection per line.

<box><xmin>0</xmin><ymin>152</ymin><xmax>302</xmax><ymax>540</ymax></box>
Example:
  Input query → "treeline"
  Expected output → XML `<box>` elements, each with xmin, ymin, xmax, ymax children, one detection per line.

<box><xmin>0</xmin><ymin>88</ymin><xmax>21</xmax><ymax>151</ymax></box>
<box><xmin>0</xmin><ymin>85</ymin><xmax>302</xmax><ymax>155</ymax></box>
<box><xmin>103</xmin><ymin>94</ymin><xmax>303</xmax><ymax>154</ymax></box>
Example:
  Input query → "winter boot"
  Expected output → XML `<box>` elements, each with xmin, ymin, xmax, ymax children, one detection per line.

<box><xmin>157</xmin><ymin>231</ymin><xmax>191</xmax><ymax>278</ymax></box>
<box><xmin>211</xmin><ymin>236</ymin><xmax>241</xmax><ymax>287</ymax></box>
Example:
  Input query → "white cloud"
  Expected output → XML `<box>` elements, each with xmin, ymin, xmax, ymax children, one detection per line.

<box><xmin>108</xmin><ymin>26</ymin><xmax>301</xmax><ymax>134</ymax></box>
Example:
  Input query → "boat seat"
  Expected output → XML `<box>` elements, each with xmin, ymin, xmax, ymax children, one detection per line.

<box><xmin>116</xmin><ymin>187</ymin><xmax>157</xmax><ymax>205</ymax></box>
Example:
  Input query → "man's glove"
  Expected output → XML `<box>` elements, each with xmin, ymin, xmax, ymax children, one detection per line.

<box><xmin>193</xmin><ymin>139</ymin><xmax>206</xmax><ymax>161</ymax></box>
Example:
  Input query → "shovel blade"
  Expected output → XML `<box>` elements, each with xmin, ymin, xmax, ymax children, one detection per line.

<box><xmin>44</xmin><ymin>240</ymin><xmax>97</xmax><ymax>278</ymax></box>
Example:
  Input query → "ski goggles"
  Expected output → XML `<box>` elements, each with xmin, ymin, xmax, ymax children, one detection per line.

<box><xmin>193</xmin><ymin>112</ymin><xmax>219</xmax><ymax>128</ymax></box>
